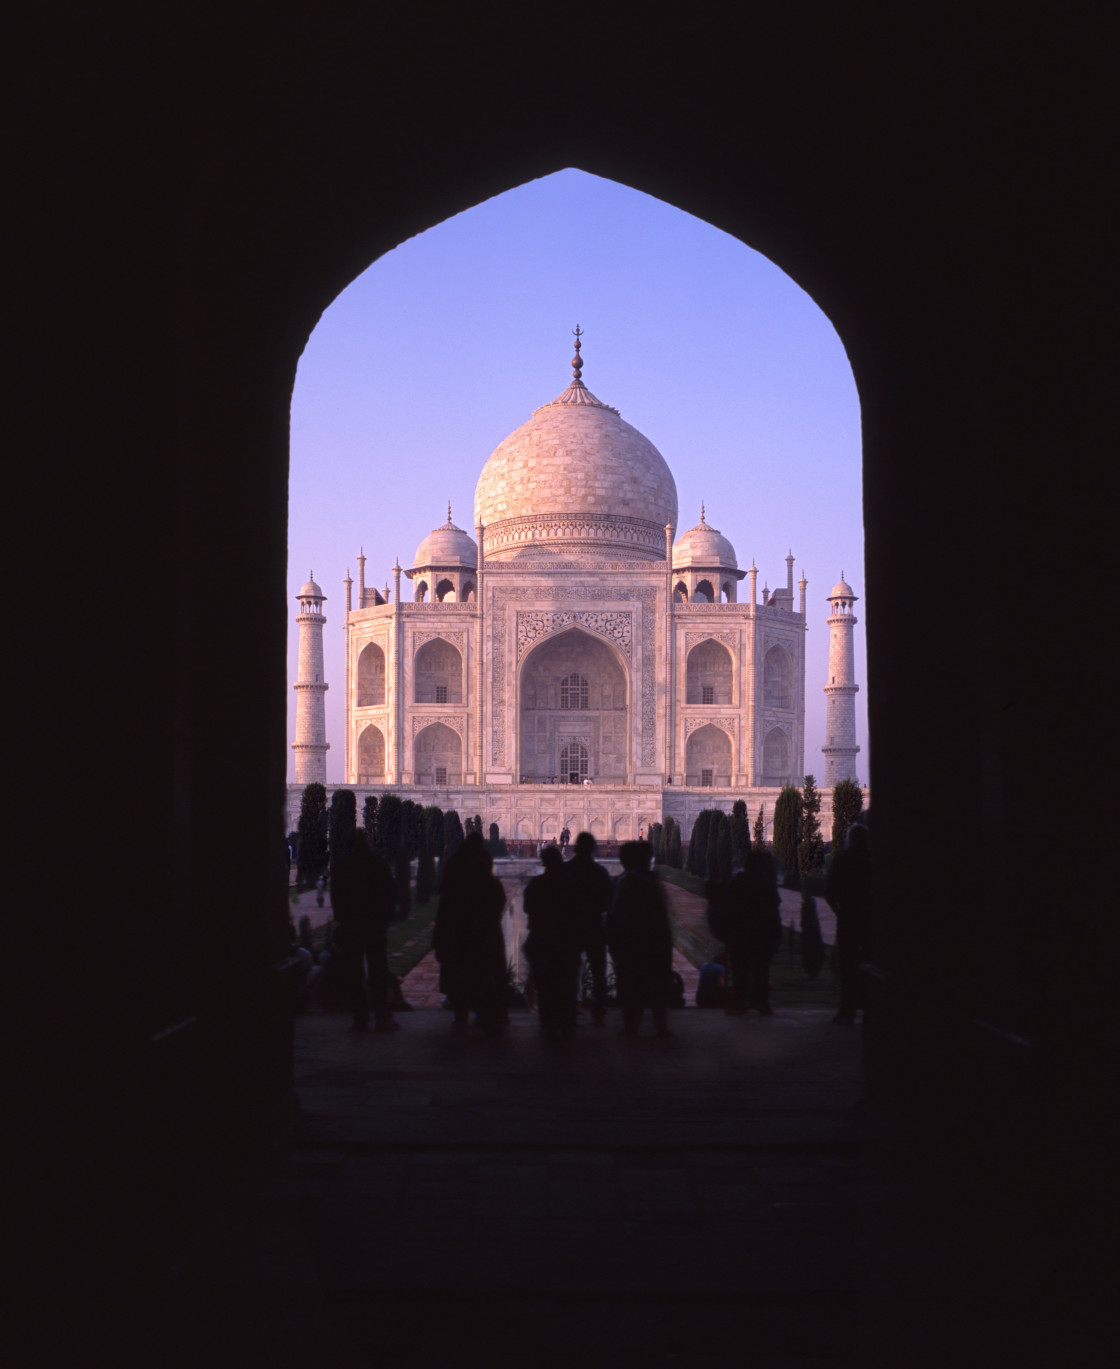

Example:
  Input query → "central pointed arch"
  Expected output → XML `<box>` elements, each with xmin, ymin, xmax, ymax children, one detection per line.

<box><xmin>517</xmin><ymin>627</ymin><xmax>629</xmax><ymax>783</ymax></box>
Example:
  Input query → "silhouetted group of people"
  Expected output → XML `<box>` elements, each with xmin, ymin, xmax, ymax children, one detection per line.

<box><xmin>433</xmin><ymin>832</ymin><xmax>674</xmax><ymax>1040</ymax></box>
<box><xmin>323</xmin><ymin>819</ymin><xmax>872</xmax><ymax>1040</ymax></box>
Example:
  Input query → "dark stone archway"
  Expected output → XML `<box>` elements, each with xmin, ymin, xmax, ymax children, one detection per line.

<box><xmin>14</xmin><ymin>13</ymin><xmax>1110</xmax><ymax>1357</ymax></box>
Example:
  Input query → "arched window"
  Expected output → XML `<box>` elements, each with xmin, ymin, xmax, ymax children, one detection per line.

<box><xmin>461</xmin><ymin>580</ymin><xmax>475</xmax><ymax>601</ymax></box>
<box><xmin>559</xmin><ymin>741</ymin><xmax>588</xmax><ymax>783</ymax></box>
<box><xmin>435</xmin><ymin>578</ymin><xmax>456</xmax><ymax>602</ymax></box>
<box><xmin>721</xmin><ymin>581</ymin><xmax>732</xmax><ymax>602</ymax></box>
<box><xmin>560</xmin><ymin>672</ymin><xmax>589</xmax><ymax>710</ymax></box>
<box><xmin>415</xmin><ymin>580</ymin><xmax>428</xmax><ymax>602</ymax></box>
<box><xmin>674</xmin><ymin>581</ymin><xmax>689</xmax><ymax>602</ymax></box>
<box><xmin>694</xmin><ymin>579</ymin><xmax>714</xmax><ymax>602</ymax></box>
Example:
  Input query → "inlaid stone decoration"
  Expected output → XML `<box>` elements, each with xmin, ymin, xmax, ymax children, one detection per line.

<box><xmin>516</xmin><ymin>610</ymin><xmax>632</xmax><ymax>661</ymax></box>
<box><xmin>305</xmin><ymin>333</ymin><xmax>861</xmax><ymax>829</ymax></box>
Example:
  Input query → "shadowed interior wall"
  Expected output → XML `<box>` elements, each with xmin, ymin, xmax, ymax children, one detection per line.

<box><xmin>13</xmin><ymin>8</ymin><xmax>1109</xmax><ymax>1310</ymax></box>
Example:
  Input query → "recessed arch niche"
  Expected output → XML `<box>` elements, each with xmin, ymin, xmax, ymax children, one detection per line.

<box><xmin>518</xmin><ymin>628</ymin><xmax>628</xmax><ymax>782</ymax></box>
<box><xmin>357</xmin><ymin>724</ymin><xmax>386</xmax><ymax>782</ymax></box>
<box><xmin>414</xmin><ymin>638</ymin><xmax>463</xmax><ymax>703</ymax></box>
<box><xmin>686</xmin><ymin>639</ymin><xmax>733</xmax><ymax>705</ymax></box>
<box><xmin>685</xmin><ymin>722</ymin><xmax>732</xmax><ymax>786</ymax></box>
<box><xmin>761</xmin><ymin>726</ymin><xmax>791</xmax><ymax>784</ymax></box>
<box><xmin>763</xmin><ymin>645</ymin><xmax>793</xmax><ymax>709</ymax></box>
<box><xmin>413</xmin><ymin>721</ymin><xmax>462</xmax><ymax>785</ymax></box>
<box><xmin>357</xmin><ymin>641</ymin><xmax>386</xmax><ymax>706</ymax></box>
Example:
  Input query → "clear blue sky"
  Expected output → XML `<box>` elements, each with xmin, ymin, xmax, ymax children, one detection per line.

<box><xmin>288</xmin><ymin>168</ymin><xmax>867</xmax><ymax>786</ymax></box>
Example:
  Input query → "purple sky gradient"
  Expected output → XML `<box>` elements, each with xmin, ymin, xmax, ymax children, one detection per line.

<box><xmin>287</xmin><ymin>169</ymin><xmax>867</xmax><ymax>787</ymax></box>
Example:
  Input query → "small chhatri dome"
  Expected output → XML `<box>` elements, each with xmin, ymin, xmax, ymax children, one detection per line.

<box><xmin>828</xmin><ymin>573</ymin><xmax>857</xmax><ymax>600</ymax></box>
<box><xmin>410</xmin><ymin>503</ymin><xmax>478</xmax><ymax>571</ymax></box>
<box><xmin>473</xmin><ymin>330</ymin><xmax>678</xmax><ymax>561</ymax></box>
<box><xmin>672</xmin><ymin>504</ymin><xmax>739</xmax><ymax>571</ymax></box>
<box><xmin>298</xmin><ymin>573</ymin><xmax>324</xmax><ymax>598</ymax></box>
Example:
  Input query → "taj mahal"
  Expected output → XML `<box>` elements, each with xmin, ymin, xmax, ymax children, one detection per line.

<box><xmin>288</xmin><ymin>333</ymin><xmax>862</xmax><ymax>843</ymax></box>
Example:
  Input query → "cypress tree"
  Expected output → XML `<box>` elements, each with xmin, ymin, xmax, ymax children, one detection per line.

<box><xmin>328</xmin><ymin>789</ymin><xmax>357</xmax><ymax>877</ymax></box>
<box><xmin>668</xmin><ymin>817</ymin><xmax>682</xmax><ymax>868</ymax></box>
<box><xmin>394</xmin><ymin>844</ymin><xmax>411</xmax><ymax>919</ymax></box>
<box><xmin>296</xmin><ymin>782</ymin><xmax>329</xmax><ymax>886</ymax></box>
<box><xmin>424</xmin><ymin>805</ymin><xmax>444</xmax><ymax>860</ymax></box>
<box><xmin>716</xmin><ymin>812</ymin><xmax>734</xmax><ymax>885</ymax></box>
<box><xmin>443</xmin><ymin>809</ymin><xmax>464</xmax><ymax>860</ymax></box>
<box><xmin>688</xmin><ymin>810</ymin><xmax>712</xmax><ymax>877</ymax></box>
<box><xmin>377</xmin><ymin>793</ymin><xmax>402</xmax><ymax>863</ymax></box>
<box><xmin>753</xmin><ymin>804</ymin><xmax>766</xmax><ymax>849</ymax></box>
<box><xmin>772</xmin><ymin>785</ymin><xmax>802</xmax><ymax>885</ymax></box>
<box><xmin>648</xmin><ymin>821</ymin><xmax>663</xmax><ymax>864</ymax></box>
<box><xmin>362</xmin><ymin>794</ymin><xmax>379</xmax><ymax>847</ymax></box>
<box><xmin>398</xmin><ymin>799</ymin><xmax>414</xmax><ymax>860</ymax></box>
<box><xmin>798</xmin><ymin>774</ymin><xmax>825</xmax><ymax>880</ymax></box>
<box><xmin>706</xmin><ymin>809</ymin><xmax>723</xmax><ymax>884</ymax></box>
<box><xmin>830</xmin><ymin>778</ymin><xmax>864</xmax><ymax>854</ymax></box>
<box><xmin>730</xmin><ymin>799</ymin><xmax>750</xmax><ymax>870</ymax></box>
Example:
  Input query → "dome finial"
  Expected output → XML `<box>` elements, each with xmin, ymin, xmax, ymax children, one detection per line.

<box><xmin>700</xmin><ymin>501</ymin><xmax>706</xmax><ymax>523</ymax></box>
<box><xmin>447</xmin><ymin>501</ymin><xmax>453</xmax><ymax>526</ymax></box>
<box><xmin>571</xmin><ymin>324</ymin><xmax>583</xmax><ymax>381</ymax></box>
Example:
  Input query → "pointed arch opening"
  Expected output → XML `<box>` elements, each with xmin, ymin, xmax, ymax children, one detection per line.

<box><xmin>413</xmin><ymin>721</ymin><xmax>462</xmax><ymax>786</ymax></box>
<box><xmin>414</xmin><ymin>637</ymin><xmax>463</xmax><ymax>703</ymax></box>
<box><xmin>357</xmin><ymin>641</ymin><xmax>386</xmax><ymax>706</ymax></box>
<box><xmin>357</xmin><ymin>724</ymin><xmax>386</xmax><ymax>782</ymax></box>
<box><xmin>518</xmin><ymin>627</ymin><xmax>628</xmax><ymax>783</ymax></box>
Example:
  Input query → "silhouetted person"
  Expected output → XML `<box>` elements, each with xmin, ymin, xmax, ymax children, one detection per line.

<box><xmin>606</xmin><ymin>841</ymin><xmax>673</xmax><ymax>1037</ymax></box>
<box><xmin>330</xmin><ymin>829</ymin><xmax>398</xmax><ymax>1033</ymax></box>
<box><xmin>723</xmin><ymin>844</ymin><xmax>782</xmax><ymax>1015</ymax></box>
<box><xmin>824</xmin><ymin>822</ymin><xmax>872</xmax><ymax>1024</ymax></box>
<box><xmin>432</xmin><ymin>831</ymin><xmax>507</xmax><ymax>1036</ymax></box>
<box><xmin>524</xmin><ymin>845</ymin><xmax>581</xmax><ymax>1040</ymax></box>
<box><xmin>566</xmin><ymin>831</ymin><xmax>613</xmax><ymax>1024</ymax></box>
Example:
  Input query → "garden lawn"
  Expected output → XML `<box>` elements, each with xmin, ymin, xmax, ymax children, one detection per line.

<box><xmin>386</xmin><ymin>894</ymin><xmax>438</xmax><ymax>979</ymax></box>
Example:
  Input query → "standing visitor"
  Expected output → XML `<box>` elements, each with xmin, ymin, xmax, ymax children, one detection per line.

<box><xmin>523</xmin><ymin>846</ymin><xmax>581</xmax><ymax>1040</ymax></box>
<box><xmin>606</xmin><ymin>841</ymin><xmax>674</xmax><ymax>1037</ymax></box>
<box><xmin>566</xmin><ymin>831</ymin><xmax>613</xmax><ymax>1025</ymax></box>
<box><xmin>722</xmin><ymin>842</ymin><xmax>782</xmax><ymax>1015</ymax></box>
<box><xmin>432</xmin><ymin>831</ymin><xmax>507</xmax><ymax>1037</ymax></box>
<box><xmin>330</xmin><ymin>829</ymin><xmax>399</xmax><ymax>1033</ymax></box>
<box><xmin>824</xmin><ymin>823</ymin><xmax>872</xmax><ymax>1024</ymax></box>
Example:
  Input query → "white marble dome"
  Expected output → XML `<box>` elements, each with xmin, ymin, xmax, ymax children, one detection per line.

<box><xmin>828</xmin><ymin>575</ymin><xmax>857</xmax><ymax>600</ymax></box>
<box><xmin>672</xmin><ymin>508</ymin><xmax>738</xmax><ymax>570</ymax></box>
<box><xmin>412</xmin><ymin>509</ymin><xmax>478</xmax><ymax>569</ymax></box>
<box><xmin>298</xmin><ymin>576</ymin><xmax>325</xmax><ymax>599</ymax></box>
<box><xmin>474</xmin><ymin>369</ymin><xmax>678</xmax><ymax>561</ymax></box>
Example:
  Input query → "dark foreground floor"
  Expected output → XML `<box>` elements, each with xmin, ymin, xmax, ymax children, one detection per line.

<box><xmin>64</xmin><ymin>1006</ymin><xmax>1106</xmax><ymax>1368</ymax></box>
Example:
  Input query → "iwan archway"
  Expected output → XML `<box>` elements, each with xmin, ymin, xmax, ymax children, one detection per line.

<box><xmin>517</xmin><ymin>627</ymin><xmax>630</xmax><ymax>784</ymax></box>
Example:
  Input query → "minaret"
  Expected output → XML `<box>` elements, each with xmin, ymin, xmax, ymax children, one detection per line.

<box><xmin>822</xmin><ymin>573</ymin><xmax>860</xmax><ymax>784</ymax></box>
<box><xmin>292</xmin><ymin>573</ymin><xmax>329</xmax><ymax>784</ymax></box>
